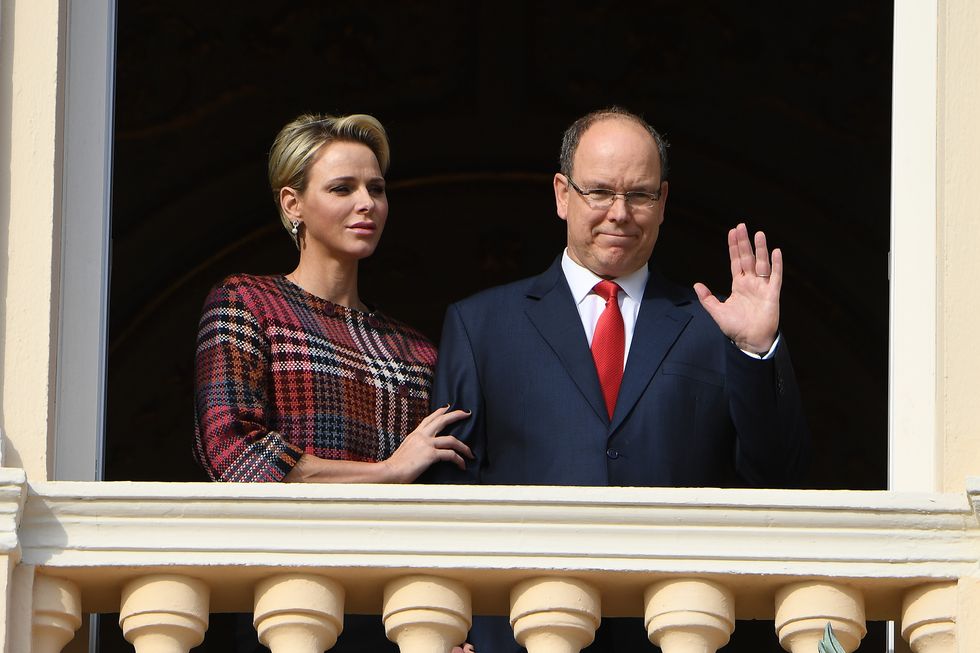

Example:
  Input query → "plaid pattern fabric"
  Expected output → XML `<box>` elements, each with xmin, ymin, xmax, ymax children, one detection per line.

<box><xmin>193</xmin><ymin>274</ymin><xmax>437</xmax><ymax>482</ymax></box>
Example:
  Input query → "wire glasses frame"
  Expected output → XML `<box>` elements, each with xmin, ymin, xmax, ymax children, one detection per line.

<box><xmin>564</xmin><ymin>175</ymin><xmax>662</xmax><ymax>210</ymax></box>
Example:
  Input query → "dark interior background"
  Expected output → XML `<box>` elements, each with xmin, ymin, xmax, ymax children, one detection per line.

<box><xmin>102</xmin><ymin>2</ymin><xmax>892</xmax><ymax>651</ymax></box>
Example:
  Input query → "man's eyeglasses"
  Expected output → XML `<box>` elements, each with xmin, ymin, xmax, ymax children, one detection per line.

<box><xmin>565</xmin><ymin>175</ymin><xmax>662</xmax><ymax>210</ymax></box>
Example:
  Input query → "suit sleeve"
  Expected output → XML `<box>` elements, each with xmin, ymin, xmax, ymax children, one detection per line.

<box><xmin>418</xmin><ymin>303</ymin><xmax>486</xmax><ymax>484</ymax></box>
<box><xmin>727</xmin><ymin>338</ymin><xmax>809</xmax><ymax>487</ymax></box>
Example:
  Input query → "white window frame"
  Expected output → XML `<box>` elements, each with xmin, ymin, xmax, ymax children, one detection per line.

<box><xmin>54</xmin><ymin>0</ymin><xmax>116</xmax><ymax>481</ymax></box>
<box><xmin>888</xmin><ymin>0</ymin><xmax>939</xmax><ymax>493</ymax></box>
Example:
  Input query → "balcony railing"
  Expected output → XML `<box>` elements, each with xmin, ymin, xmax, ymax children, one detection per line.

<box><xmin>4</xmin><ymin>470</ymin><xmax>980</xmax><ymax>652</ymax></box>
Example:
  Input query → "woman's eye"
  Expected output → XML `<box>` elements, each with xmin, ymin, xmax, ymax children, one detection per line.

<box><xmin>330</xmin><ymin>185</ymin><xmax>351</xmax><ymax>194</ymax></box>
<box><xmin>369</xmin><ymin>185</ymin><xmax>386</xmax><ymax>196</ymax></box>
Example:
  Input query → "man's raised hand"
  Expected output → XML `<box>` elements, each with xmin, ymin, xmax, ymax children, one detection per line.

<box><xmin>693</xmin><ymin>223</ymin><xmax>782</xmax><ymax>354</ymax></box>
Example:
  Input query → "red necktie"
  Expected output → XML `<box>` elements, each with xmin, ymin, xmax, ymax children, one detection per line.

<box><xmin>591</xmin><ymin>280</ymin><xmax>624</xmax><ymax>419</ymax></box>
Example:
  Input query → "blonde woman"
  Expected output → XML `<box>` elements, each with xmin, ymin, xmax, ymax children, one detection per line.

<box><xmin>195</xmin><ymin>113</ymin><xmax>471</xmax><ymax>483</ymax></box>
<box><xmin>193</xmin><ymin>114</ymin><xmax>473</xmax><ymax>652</ymax></box>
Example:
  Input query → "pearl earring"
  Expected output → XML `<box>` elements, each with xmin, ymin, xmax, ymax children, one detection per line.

<box><xmin>290</xmin><ymin>220</ymin><xmax>300</xmax><ymax>236</ymax></box>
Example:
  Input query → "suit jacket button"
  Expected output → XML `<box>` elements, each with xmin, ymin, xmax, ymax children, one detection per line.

<box><xmin>606</xmin><ymin>448</ymin><xmax>620</xmax><ymax>460</ymax></box>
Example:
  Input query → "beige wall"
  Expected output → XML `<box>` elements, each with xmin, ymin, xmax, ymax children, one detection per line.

<box><xmin>937</xmin><ymin>0</ymin><xmax>980</xmax><ymax>493</ymax></box>
<box><xmin>0</xmin><ymin>0</ymin><xmax>67</xmax><ymax>481</ymax></box>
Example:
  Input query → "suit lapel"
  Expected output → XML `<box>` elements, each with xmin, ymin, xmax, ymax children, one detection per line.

<box><xmin>609</xmin><ymin>270</ymin><xmax>693</xmax><ymax>433</ymax></box>
<box><xmin>524</xmin><ymin>259</ymin><xmax>609</xmax><ymax>423</ymax></box>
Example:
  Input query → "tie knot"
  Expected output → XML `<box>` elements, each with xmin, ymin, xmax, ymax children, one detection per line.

<box><xmin>593</xmin><ymin>280</ymin><xmax>621</xmax><ymax>303</ymax></box>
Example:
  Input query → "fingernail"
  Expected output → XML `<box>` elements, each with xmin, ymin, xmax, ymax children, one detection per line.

<box><xmin>442</xmin><ymin>403</ymin><xmax>451</xmax><ymax>408</ymax></box>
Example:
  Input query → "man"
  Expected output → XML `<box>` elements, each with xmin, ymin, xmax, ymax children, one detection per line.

<box><xmin>422</xmin><ymin>107</ymin><xmax>807</xmax><ymax>651</ymax></box>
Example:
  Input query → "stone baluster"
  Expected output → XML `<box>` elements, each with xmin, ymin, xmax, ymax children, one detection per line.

<box><xmin>119</xmin><ymin>574</ymin><xmax>209</xmax><ymax>653</ymax></box>
<box><xmin>383</xmin><ymin>575</ymin><xmax>471</xmax><ymax>653</ymax></box>
<box><xmin>774</xmin><ymin>581</ymin><xmax>866</xmax><ymax>653</ymax></box>
<box><xmin>901</xmin><ymin>581</ymin><xmax>956</xmax><ymax>653</ymax></box>
<box><xmin>32</xmin><ymin>574</ymin><xmax>82</xmax><ymax>653</ymax></box>
<box><xmin>644</xmin><ymin>578</ymin><xmax>735</xmax><ymax>653</ymax></box>
<box><xmin>253</xmin><ymin>573</ymin><xmax>345</xmax><ymax>653</ymax></box>
<box><xmin>509</xmin><ymin>577</ymin><xmax>601</xmax><ymax>653</ymax></box>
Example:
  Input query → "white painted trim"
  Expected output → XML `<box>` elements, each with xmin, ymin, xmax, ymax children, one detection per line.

<box><xmin>889</xmin><ymin>0</ymin><xmax>940</xmax><ymax>491</ymax></box>
<box><xmin>0</xmin><ymin>469</ymin><xmax>26</xmax><ymax>560</ymax></box>
<box><xmin>54</xmin><ymin>0</ymin><xmax>116</xmax><ymax>481</ymax></box>
<box><xmin>18</xmin><ymin>483</ymin><xmax>980</xmax><ymax>616</ymax></box>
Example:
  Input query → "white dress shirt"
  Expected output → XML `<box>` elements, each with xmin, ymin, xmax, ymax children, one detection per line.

<box><xmin>560</xmin><ymin>249</ymin><xmax>779</xmax><ymax>365</ymax></box>
<box><xmin>561</xmin><ymin>250</ymin><xmax>647</xmax><ymax>366</ymax></box>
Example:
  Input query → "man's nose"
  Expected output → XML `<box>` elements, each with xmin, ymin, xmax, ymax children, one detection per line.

<box><xmin>605</xmin><ymin>195</ymin><xmax>630</xmax><ymax>221</ymax></box>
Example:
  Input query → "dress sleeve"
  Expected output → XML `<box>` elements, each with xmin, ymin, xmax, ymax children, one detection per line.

<box><xmin>193</xmin><ymin>281</ymin><xmax>304</xmax><ymax>481</ymax></box>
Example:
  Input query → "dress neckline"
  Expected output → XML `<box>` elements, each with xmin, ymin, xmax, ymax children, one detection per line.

<box><xmin>278</xmin><ymin>274</ymin><xmax>378</xmax><ymax>318</ymax></box>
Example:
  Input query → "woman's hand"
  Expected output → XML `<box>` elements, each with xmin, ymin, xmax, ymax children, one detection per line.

<box><xmin>282</xmin><ymin>406</ymin><xmax>471</xmax><ymax>484</ymax></box>
<box><xmin>452</xmin><ymin>644</ymin><xmax>476</xmax><ymax>653</ymax></box>
<box><xmin>382</xmin><ymin>405</ymin><xmax>473</xmax><ymax>483</ymax></box>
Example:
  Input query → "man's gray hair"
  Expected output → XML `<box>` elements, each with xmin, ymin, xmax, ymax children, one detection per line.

<box><xmin>558</xmin><ymin>106</ymin><xmax>669</xmax><ymax>182</ymax></box>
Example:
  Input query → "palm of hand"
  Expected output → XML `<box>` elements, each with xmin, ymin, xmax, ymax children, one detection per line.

<box><xmin>694</xmin><ymin>224</ymin><xmax>782</xmax><ymax>354</ymax></box>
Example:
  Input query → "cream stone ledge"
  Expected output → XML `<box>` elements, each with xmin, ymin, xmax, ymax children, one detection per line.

<box><xmin>964</xmin><ymin>475</ymin><xmax>980</xmax><ymax>524</ymax></box>
<box><xmin>0</xmin><ymin>468</ymin><xmax>28</xmax><ymax>561</ymax></box>
<box><xmin>19</xmin><ymin>481</ymin><xmax>980</xmax><ymax>617</ymax></box>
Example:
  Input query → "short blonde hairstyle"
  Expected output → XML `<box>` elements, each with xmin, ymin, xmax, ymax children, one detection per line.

<box><xmin>268</xmin><ymin>113</ymin><xmax>390</xmax><ymax>247</ymax></box>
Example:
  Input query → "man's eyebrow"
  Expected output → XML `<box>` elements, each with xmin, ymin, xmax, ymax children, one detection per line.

<box><xmin>578</xmin><ymin>178</ymin><xmax>614</xmax><ymax>189</ymax></box>
<box><xmin>580</xmin><ymin>179</ymin><xmax>658</xmax><ymax>191</ymax></box>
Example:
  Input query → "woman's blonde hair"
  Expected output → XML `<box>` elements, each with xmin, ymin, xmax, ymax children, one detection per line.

<box><xmin>268</xmin><ymin>113</ymin><xmax>390</xmax><ymax>247</ymax></box>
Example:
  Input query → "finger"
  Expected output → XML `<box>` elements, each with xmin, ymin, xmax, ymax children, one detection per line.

<box><xmin>419</xmin><ymin>404</ymin><xmax>451</xmax><ymax>427</ymax></box>
<box><xmin>434</xmin><ymin>447</ymin><xmax>467</xmax><ymax>470</ymax></box>
<box><xmin>693</xmin><ymin>282</ymin><xmax>715</xmax><ymax>304</ymax></box>
<box><xmin>694</xmin><ymin>283</ymin><xmax>723</xmax><ymax>322</ymax></box>
<box><xmin>415</xmin><ymin>405</ymin><xmax>462</xmax><ymax>434</ymax></box>
<box><xmin>426</xmin><ymin>408</ymin><xmax>471</xmax><ymax>432</ymax></box>
<box><xmin>770</xmin><ymin>248</ymin><xmax>784</xmax><ymax>295</ymax></box>
<box><xmin>735</xmin><ymin>223</ymin><xmax>755</xmax><ymax>277</ymax></box>
<box><xmin>727</xmin><ymin>228</ymin><xmax>741</xmax><ymax>279</ymax></box>
<box><xmin>434</xmin><ymin>435</ymin><xmax>474</xmax><ymax>460</ymax></box>
<box><xmin>754</xmin><ymin>230</ymin><xmax>771</xmax><ymax>277</ymax></box>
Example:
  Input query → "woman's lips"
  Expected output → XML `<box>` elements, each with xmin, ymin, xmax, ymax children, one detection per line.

<box><xmin>348</xmin><ymin>222</ymin><xmax>377</xmax><ymax>234</ymax></box>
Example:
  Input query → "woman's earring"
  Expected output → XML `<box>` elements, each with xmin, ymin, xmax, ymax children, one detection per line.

<box><xmin>291</xmin><ymin>220</ymin><xmax>300</xmax><ymax>236</ymax></box>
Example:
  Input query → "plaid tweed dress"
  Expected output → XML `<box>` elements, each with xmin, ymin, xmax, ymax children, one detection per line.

<box><xmin>193</xmin><ymin>274</ymin><xmax>437</xmax><ymax>482</ymax></box>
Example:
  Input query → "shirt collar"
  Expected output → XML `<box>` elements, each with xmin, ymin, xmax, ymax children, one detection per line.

<box><xmin>560</xmin><ymin>249</ymin><xmax>649</xmax><ymax>305</ymax></box>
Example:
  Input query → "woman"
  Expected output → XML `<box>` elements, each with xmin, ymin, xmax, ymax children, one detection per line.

<box><xmin>194</xmin><ymin>113</ymin><xmax>471</xmax><ymax>483</ymax></box>
<box><xmin>193</xmin><ymin>113</ymin><xmax>473</xmax><ymax>652</ymax></box>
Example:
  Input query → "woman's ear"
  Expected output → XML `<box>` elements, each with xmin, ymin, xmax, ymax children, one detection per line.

<box><xmin>280</xmin><ymin>186</ymin><xmax>302</xmax><ymax>220</ymax></box>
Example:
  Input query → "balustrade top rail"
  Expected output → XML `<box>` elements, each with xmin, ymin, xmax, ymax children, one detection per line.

<box><xmin>5</xmin><ymin>474</ymin><xmax>980</xmax><ymax>616</ymax></box>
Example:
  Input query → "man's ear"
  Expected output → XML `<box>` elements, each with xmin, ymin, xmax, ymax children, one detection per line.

<box><xmin>656</xmin><ymin>180</ymin><xmax>669</xmax><ymax>226</ymax></box>
<box><xmin>554</xmin><ymin>173</ymin><xmax>570</xmax><ymax>221</ymax></box>
<box><xmin>280</xmin><ymin>187</ymin><xmax>302</xmax><ymax>220</ymax></box>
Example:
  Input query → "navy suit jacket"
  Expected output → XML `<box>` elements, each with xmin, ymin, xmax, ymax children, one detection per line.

<box><xmin>422</xmin><ymin>256</ymin><xmax>808</xmax><ymax>489</ymax></box>
<box><xmin>420</xmin><ymin>257</ymin><xmax>808</xmax><ymax>653</ymax></box>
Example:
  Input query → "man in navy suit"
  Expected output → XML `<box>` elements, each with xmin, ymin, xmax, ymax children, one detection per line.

<box><xmin>422</xmin><ymin>107</ymin><xmax>807</xmax><ymax>651</ymax></box>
